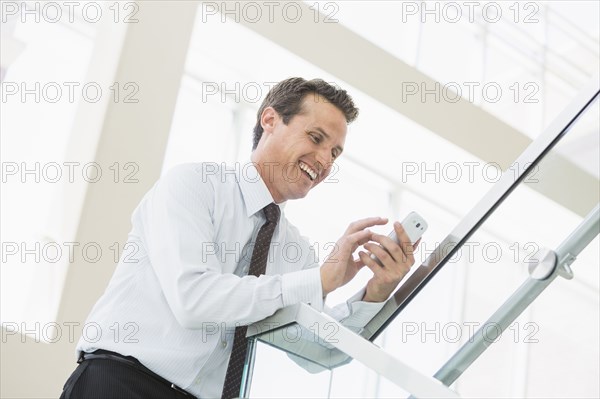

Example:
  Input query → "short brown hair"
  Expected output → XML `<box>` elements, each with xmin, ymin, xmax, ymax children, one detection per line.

<box><xmin>252</xmin><ymin>77</ymin><xmax>359</xmax><ymax>150</ymax></box>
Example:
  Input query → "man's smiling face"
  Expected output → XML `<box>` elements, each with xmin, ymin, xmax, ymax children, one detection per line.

<box><xmin>252</xmin><ymin>93</ymin><xmax>348</xmax><ymax>203</ymax></box>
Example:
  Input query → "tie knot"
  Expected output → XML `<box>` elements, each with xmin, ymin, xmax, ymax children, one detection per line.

<box><xmin>263</xmin><ymin>203</ymin><xmax>280</xmax><ymax>224</ymax></box>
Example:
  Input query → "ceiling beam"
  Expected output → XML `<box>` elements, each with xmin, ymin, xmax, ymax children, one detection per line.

<box><xmin>225</xmin><ymin>2</ymin><xmax>598</xmax><ymax>216</ymax></box>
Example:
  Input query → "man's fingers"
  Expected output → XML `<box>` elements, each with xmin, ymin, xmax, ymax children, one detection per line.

<box><xmin>352</xmin><ymin>257</ymin><xmax>366</xmax><ymax>270</ymax></box>
<box><xmin>327</xmin><ymin>230</ymin><xmax>373</xmax><ymax>264</ymax></box>
<box><xmin>393</xmin><ymin>222</ymin><xmax>414</xmax><ymax>251</ymax></box>
<box><xmin>392</xmin><ymin>223</ymin><xmax>416</xmax><ymax>263</ymax></box>
<box><xmin>364</xmin><ymin>242</ymin><xmax>394</xmax><ymax>265</ymax></box>
<box><xmin>359</xmin><ymin>251</ymin><xmax>384</xmax><ymax>276</ymax></box>
<box><xmin>369</xmin><ymin>233</ymin><xmax>414</xmax><ymax>263</ymax></box>
<box><xmin>413</xmin><ymin>238</ymin><xmax>421</xmax><ymax>250</ymax></box>
<box><xmin>342</xmin><ymin>229</ymin><xmax>373</xmax><ymax>251</ymax></box>
<box><xmin>370</xmin><ymin>233</ymin><xmax>400</xmax><ymax>258</ymax></box>
<box><xmin>345</xmin><ymin>217</ymin><xmax>388</xmax><ymax>234</ymax></box>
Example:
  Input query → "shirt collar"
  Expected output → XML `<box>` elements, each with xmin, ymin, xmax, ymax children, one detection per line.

<box><xmin>238</xmin><ymin>160</ymin><xmax>285</xmax><ymax>218</ymax></box>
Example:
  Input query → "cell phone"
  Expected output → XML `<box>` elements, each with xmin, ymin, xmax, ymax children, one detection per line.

<box><xmin>369</xmin><ymin>211</ymin><xmax>428</xmax><ymax>267</ymax></box>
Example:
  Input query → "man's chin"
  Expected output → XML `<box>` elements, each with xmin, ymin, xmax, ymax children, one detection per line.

<box><xmin>288</xmin><ymin>186</ymin><xmax>312</xmax><ymax>201</ymax></box>
<box><xmin>289</xmin><ymin>191</ymin><xmax>309</xmax><ymax>201</ymax></box>
<box><xmin>282</xmin><ymin>179</ymin><xmax>320</xmax><ymax>201</ymax></box>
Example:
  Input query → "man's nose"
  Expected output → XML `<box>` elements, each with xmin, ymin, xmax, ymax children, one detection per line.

<box><xmin>315</xmin><ymin>148</ymin><xmax>331</xmax><ymax>170</ymax></box>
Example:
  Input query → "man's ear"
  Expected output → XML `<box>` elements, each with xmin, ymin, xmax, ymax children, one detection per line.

<box><xmin>260</xmin><ymin>107</ymin><xmax>278</xmax><ymax>135</ymax></box>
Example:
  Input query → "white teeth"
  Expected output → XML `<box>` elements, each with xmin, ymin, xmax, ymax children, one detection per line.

<box><xmin>299</xmin><ymin>161</ymin><xmax>317</xmax><ymax>181</ymax></box>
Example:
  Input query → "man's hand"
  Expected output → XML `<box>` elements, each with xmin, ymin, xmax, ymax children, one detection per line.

<box><xmin>320</xmin><ymin>217</ymin><xmax>388</xmax><ymax>296</ymax></box>
<box><xmin>359</xmin><ymin>222</ymin><xmax>420</xmax><ymax>302</ymax></box>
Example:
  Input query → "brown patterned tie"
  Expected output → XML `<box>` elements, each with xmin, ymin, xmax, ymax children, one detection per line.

<box><xmin>221</xmin><ymin>203</ymin><xmax>281</xmax><ymax>399</ymax></box>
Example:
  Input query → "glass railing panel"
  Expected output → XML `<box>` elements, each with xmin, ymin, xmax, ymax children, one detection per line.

<box><xmin>244</xmin><ymin>80</ymin><xmax>598</xmax><ymax>398</ymax></box>
<box><xmin>247</xmin><ymin>336</ymin><xmax>333</xmax><ymax>398</ymax></box>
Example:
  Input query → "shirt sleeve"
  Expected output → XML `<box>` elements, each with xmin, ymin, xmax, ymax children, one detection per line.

<box><xmin>325</xmin><ymin>288</ymin><xmax>386</xmax><ymax>333</ymax></box>
<box><xmin>293</xmin><ymin>234</ymin><xmax>386</xmax><ymax>332</ymax></box>
<box><xmin>139</xmin><ymin>164</ymin><xmax>321</xmax><ymax>329</ymax></box>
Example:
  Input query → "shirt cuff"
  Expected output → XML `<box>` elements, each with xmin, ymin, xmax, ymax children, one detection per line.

<box><xmin>281</xmin><ymin>267</ymin><xmax>324</xmax><ymax>311</ymax></box>
<box><xmin>342</xmin><ymin>287</ymin><xmax>386</xmax><ymax>329</ymax></box>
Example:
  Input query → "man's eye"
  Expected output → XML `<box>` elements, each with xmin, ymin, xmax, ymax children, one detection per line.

<box><xmin>309</xmin><ymin>133</ymin><xmax>321</xmax><ymax>143</ymax></box>
<box><xmin>331</xmin><ymin>150</ymin><xmax>339</xmax><ymax>160</ymax></box>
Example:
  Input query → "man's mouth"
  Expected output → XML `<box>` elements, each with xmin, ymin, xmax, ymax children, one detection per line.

<box><xmin>298</xmin><ymin>161</ymin><xmax>317</xmax><ymax>181</ymax></box>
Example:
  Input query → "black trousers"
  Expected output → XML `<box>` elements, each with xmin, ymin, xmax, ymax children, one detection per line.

<box><xmin>59</xmin><ymin>350</ymin><xmax>196</xmax><ymax>399</ymax></box>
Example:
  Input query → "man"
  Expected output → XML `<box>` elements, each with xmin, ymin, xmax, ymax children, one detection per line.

<box><xmin>60</xmin><ymin>78</ymin><xmax>418</xmax><ymax>398</ymax></box>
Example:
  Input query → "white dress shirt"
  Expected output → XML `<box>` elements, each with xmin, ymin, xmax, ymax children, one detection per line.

<box><xmin>76</xmin><ymin>161</ymin><xmax>385</xmax><ymax>398</ymax></box>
